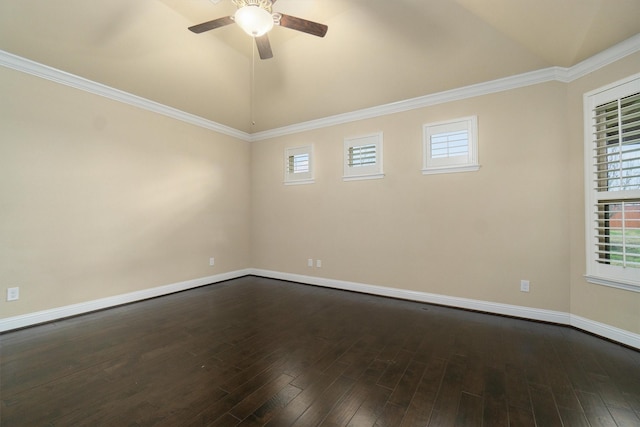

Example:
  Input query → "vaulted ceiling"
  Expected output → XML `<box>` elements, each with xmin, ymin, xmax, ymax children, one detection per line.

<box><xmin>1</xmin><ymin>0</ymin><xmax>639</xmax><ymax>133</ymax></box>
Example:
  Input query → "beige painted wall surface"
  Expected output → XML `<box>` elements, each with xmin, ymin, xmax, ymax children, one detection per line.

<box><xmin>0</xmin><ymin>67</ymin><xmax>251</xmax><ymax>319</ymax></box>
<box><xmin>251</xmin><ymin>82</ymin><xmax>571</xmax><ymax>312</ymax></box>
<box><xmin>567</xmin><ymin>52</ymin><xmax>640</xmax><ymax>334</ymax></box>
<box><xmin>3</xmin><ymin>49</ymin><xmax>637</xmax><ymax>337</ymax></box>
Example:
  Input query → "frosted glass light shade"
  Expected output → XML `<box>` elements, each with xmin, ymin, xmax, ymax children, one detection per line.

<box><xmin>234</xmin><ymin>6</ymin><xmax>274</xmax><ymax>37</ymax></box>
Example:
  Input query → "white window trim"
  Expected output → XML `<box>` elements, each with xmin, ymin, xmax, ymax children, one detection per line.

<box><xmin>422</xmin><ymin>116</ymin><xmax>479</xmax><ymax>175</ymax></box>
<box><xmin>284</xmin><ymin>145</ymin><xmax>314</xmax><ymax>185</ymax></box>
<box><xmin>343</xmin><ymin>132</ymin><xmax>384</xmax><ymax>181</ymax></box>
<box><xmin>583</xmin><ymin>72</ymin><xmax>640</xmax><ymax>292</ymax></box>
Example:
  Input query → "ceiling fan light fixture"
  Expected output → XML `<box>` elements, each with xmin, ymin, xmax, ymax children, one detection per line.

<box><xmin>234</xmin><ymin>6</ymin><xmax>274</xmax><ymax>37</ymax></box>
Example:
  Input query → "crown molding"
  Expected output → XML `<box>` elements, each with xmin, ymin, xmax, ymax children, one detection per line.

<box><xmin>250</xmin><ymin>67</ymin><xmax>564</xmax><ymax>141</ymax></box>
<box><xmin>2</xmin><ymin>33</ymin><xmax>639</xmax><ymax>142</ymax></box>
<box><xmin>566</xmin><ymin>32</ymin><xmax>640</xmax><ymax>82</ymax></box>
<box><xmin>250</xmin><ymin>33</ymin><xmax>640</xmax><ymax>141</ymax></box>
<box><xmin>0</xmin><ymin>50</ymin><xmax>251</xmax><ymax>142</ymax></box>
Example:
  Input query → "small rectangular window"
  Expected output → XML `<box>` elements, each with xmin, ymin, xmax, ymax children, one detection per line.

<box><xmin>422</xmin><ymin>116</ymin><xmax>479</xmax><ymax>174</ymax></box>
<box><xmin>289</xmin><ymin>152</ymin><xmax>309</xmax><ymax>174</ymax></box>
<box><xmin>284</xmin><ymin>145</ymin><xmax>314</xmax><ymax>185</ymax></box>
<box><xmin>343</xmin><ymin>132</ymin><xmax>384</xmax><ymax>181</ymax></box>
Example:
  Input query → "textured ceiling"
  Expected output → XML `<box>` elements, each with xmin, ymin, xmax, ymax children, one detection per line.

<box><xmin>1</xmin><ymin>0</ymin><xmax>639</xmax><ymax>133</ymax></box>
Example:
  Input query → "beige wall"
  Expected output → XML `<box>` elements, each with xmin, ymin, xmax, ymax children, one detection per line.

<box><xmin>251</xmin><ymin>54</ymin><xmax>640</xmax><ymax>335</ymax></box>
<box><xmin>251</xmin><ymin>82</ymin><xmax>572</xmax><ymax>313</ymax></box>
<box><xmin>0</xmin><ymin>67</ymin><xmax>251</xmax><ymax>319</ymax></box>
<box><xmin>2</xmin><ymin>52</ymin><xmax>639</xmax><ymax>337</ymax></box>
<box><xmin>567</xmin><ymin>52</ymin><xmax>640</xmax><ymax>334</ymax></box>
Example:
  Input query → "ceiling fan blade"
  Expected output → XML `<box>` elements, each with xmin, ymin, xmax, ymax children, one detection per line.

<box><xmin>255</xmin><ymin>34</ymin><xmax>273</xmax><ymax>60</ymax></box>
<box><xmin>188</xmin><ymin>16</ymin><xmax>234</xmax><ymax>34</ymax></box>
<box><xmin>279</xmin><ymin>14</ymin><xmax>328</xmax><ymax>37</ymax></box>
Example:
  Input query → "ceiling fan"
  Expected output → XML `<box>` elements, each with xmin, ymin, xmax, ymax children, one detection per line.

<box><xmin>188</xmin><ymin>0</ymin><xmax>328</xmax><ymax>60</ymax></box>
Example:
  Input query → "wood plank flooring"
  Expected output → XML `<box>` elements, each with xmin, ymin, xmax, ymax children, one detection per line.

<box><xmin>1</xmin><ymin>276</ymin><xmax>640</xmax><ymax>426</ymax></box>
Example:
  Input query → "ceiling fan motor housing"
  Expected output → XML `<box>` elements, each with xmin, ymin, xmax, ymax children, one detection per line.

<box><xmin>232</xmin><ymin>0</ymin><xmax>273</xmax><ymax>13</ymax></box>
<box><xmin>189</xmin><ymin>0</ymin><xmax>327</xmax><ymax>59</ymax></box>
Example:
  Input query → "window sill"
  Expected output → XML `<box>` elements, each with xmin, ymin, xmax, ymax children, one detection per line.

<box><xmin>422</xmin><ymin>164</ymin><xmax>480</xmax><ymax>175</ymax></box>
<box><xmin>585</xmin><ymin>275</ymin><xmax>640</xmax><ymax>293</ymax></box>
<box><xmin>284</xmin><ymin>179</ymin><xmax>315</xmax><ymax>186</ymax></box>
<box><xmin>343</xmin><ymin>173</ymin><xmax>385</xmax><ymax>182</ymax></box>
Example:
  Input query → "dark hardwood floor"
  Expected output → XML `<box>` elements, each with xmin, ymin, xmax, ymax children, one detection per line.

<box><xmin>2</xmin><ymin>276</ymin><xmax>640</xmax><ymax>426</ymax></box>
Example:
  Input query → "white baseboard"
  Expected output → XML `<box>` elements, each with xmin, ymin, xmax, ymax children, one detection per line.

<box><xmin>570</xmin><ymin>315</ymin><xmax>640</xmax><ymax>350</ymax></box>
<box><xmin>0</xmin><ymin>269</ymin><xmax>251</xmax><ymax>333</ymax></box>
<box><xmin>3</xmin><ymin>268</ymin><xmax>638</xmax><ymax>350</ymax></box>
<box><xmin>250</xmin><ymin>269</ymin><xmax>640</xmax><ymax>350</ymax></box>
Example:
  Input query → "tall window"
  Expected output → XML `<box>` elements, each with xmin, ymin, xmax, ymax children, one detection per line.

<box><xmin>422</xmin><ymin>116</ymin><xmax>479</xmax><ymax>174</ymax></box>
<box><xmin>584</xmin><ymin>74</ymin><xmax>640</xmax><ymax>291</ymax></box>
<box><xmin>284</xmin><ymin>145</ymin><xmax>314</xmax><ymax>185</ymax></box>
<box><xmin>343</xmin><ymin>132</ymin><xmax>384</xmax><ymax>181</ymax></box>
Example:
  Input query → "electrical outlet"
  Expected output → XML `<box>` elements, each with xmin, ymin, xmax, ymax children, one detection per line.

<box><xmin>7</xmin><ymin>287</ymin><xmax>19</xmax><ymax>301</ymax></box>
<box><xmin>520</xmin><ymin>280</ymin><xmax>530</xmax><ymax>293</ymax></box>
<box><xmin>209</xmin><ymin>257</ymin><xmax>215</xmax><ymax>266</ymax></box>
<box><xmin>316</xmin><ymin>259</ymin><xmax>322</xmax><ymax>268</ymax></box>
<box><xmin>307</xmin><ymin>259</ymin><xmax>313</xmax><ymax>267</ymax></box>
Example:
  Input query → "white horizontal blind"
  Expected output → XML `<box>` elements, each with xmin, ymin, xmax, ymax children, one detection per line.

<box><xmin>431</xmin><ymin>130</ymin><xmax>469</xmax><ymax>159</ymax></box>
<box><xmin>591</xmin><ymin>88</ymin><xmax>640</xmax><ymax>271</ymax></box>
<box><xmin>284</xmin><ymin>145</ymin><xmax>313</xmax><ymax>184</ymax></box>
<box><xmin>422</xmin><ymin>116</ymin><xmax>478</xmax><ymax>174</ymax></box>
<box><xmin>348</xmin><ymin>144</ymin><xmax>377</xmax><ymax>167</ymax></box>
<box><xmin>594</xmin><ymin>93</ymin><xmax>640</xmax><ymax>192</ymax></box>
<box><xmin>595</xmin><ymin>201</ymin><xmax>640</xmax><ymax>268</ymax></box>
<box><xmin>343</xmin><ymin>132</ymin><xmax>384</xmax><ymax>180</ymax></box>
<box><xmin>289</xmin><ymin>153</ymin><xmax>309</xmax><ymax>174</ymax></box>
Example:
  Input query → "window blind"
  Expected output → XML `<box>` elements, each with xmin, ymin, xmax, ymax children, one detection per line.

<box><xmin>343</xmin><ymin>132</ymin><xmax>384</xmax><ymax>180</ymax></box>
<box><xmin>592</xmin><ymin>91</ymin><xmax>640</xmax><ymax>269</ymax></box>
<box><xmin>422</xmin><ymin>116</ymin><xmax>478</xmax><ymax>174</ymax></box>
<box><xmin>595</xmin><ymin>201</ymin><xmax>640</xmax><ymax>268</ymax></box>
<box><xmin>348</xmin><ymin>144</ymin><xmax>377</xmax><ymax>167</ymax></box>
<box><xmin>284</xmin><ymin>145</ymin><xmax>313</xmax><ymax>184</ymax></box>
<box><xmin>431</xmin><ymin>130</ymin><xmax>469</xmax><ymax>159</ymax></box>
<box><xmin>288</xmin><ymin>153</ymin><xmax>309</xmax><ymax>174</ymax></box>
<box><xmin>593</xmin><ymin>93</ymin><xmax>640</xmax><ymax>192</ymax></box>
